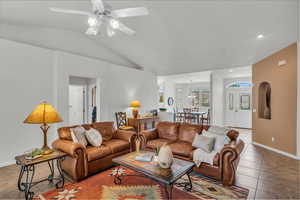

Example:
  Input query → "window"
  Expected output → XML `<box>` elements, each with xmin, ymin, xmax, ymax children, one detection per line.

<box><xmin>240</xmin><ymin>94</ymin><xmax>250</xmax><ymax>110</ymax></box>
<box><xmin>191</xmin><ymin>90</ymin><xmax>210</xmax><ymax>107</ymax></box>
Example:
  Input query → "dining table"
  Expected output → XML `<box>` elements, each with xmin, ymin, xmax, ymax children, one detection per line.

<box><xmin>188</xmin><ymin>111</ymin><xmax>207</xmax><ymax>125</ymax></box>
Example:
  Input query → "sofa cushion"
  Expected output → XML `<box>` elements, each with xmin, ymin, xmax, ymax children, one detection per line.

<box><xmin>86</xmin><ymin>145</ymin><xmax>112</xmax><ymax>162</ymax></box>
<box><xmin>157</xmin><ymin>122</ymin><xmax>179</xmax><ymax>141</ymax></box>
<box><xmin>178</xmin><ymin>123</ymin><xmax>203</xmax><ymax>143</ymax></box>
<box><xmin>146</xmin><ymin>138</ymin><xmax>173</xmax><ymax>149</ymax></box>
<box><xmin>92</xmin><ymin>122</ymin><xmax>115</xmax><ymax>141</ymax></box>
<box><xmin>169</xmin><ymin>141</ymin><xmax>195</xmax><ymax>157</ymax></box>
<box><xmin>103</xmin><ymin>139</ymin><xmax>129</xmax><ymax>153</ymax></box>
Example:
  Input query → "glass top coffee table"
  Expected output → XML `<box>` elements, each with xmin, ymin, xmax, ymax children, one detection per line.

<box><xmin>112</xmin><ymin>151</ymin><xmax>195</xmax><ymax>199</ymax></box>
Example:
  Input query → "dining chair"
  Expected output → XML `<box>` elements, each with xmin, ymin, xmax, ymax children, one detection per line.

<box><xmin>115</xmin><ymin>112</ymin><xmax>136</xmax><ymax>131</ymax></box>
<box><xmin>174</xmin><ymin>112</ymin><xmax>185</xmax><ymax>123</ymax></box>
<box><xmin>183</xmin><ymin>108</ymin><xmax>192</xmax><ymax>113</ymax></box>
<box><xmin>201</xmin><ymin>109</ymin><xmax>211</xmax><ymax>125</ymax></box>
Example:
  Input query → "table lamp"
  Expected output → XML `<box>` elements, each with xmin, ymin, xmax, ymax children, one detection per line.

<box><xmin>24</xmin><ymin>101</ymin><xmax>63</xmax><ymax>154</ymax></box>
<box><xmin>129</xmin><ymin>100</ymin><xmax>141</xmax><ymax>118</ymax></box>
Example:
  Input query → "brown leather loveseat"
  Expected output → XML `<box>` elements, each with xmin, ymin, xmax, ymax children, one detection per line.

<box><xmin>141</xmin><ymin>121</ymin><xmax>245</xmax><ymax>186</ymax></box>
<box><xmin>52</xmin><ymin>122</ymin><xmax>134</xmax><ymax>181</ymax></box>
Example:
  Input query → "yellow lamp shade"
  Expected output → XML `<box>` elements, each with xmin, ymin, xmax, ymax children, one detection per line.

<box><xmin>129</xmin><ymin>100</ymin><xmax>141</xmax><ymax>108</ymax></box>
<box><xmin>24</xmin><ymin>102</ymin><xmax>63</xmax><ymax>124</ymax></box>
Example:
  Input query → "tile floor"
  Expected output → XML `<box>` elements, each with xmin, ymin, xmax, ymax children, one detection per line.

<box><xmin>236</xmin><ymin>129</ymin><xmax>300</xmax><ymax>199</ymax></box>
<box><xmin>0</xmin><ymin>129</ymin><xmax>299</xmax><ymax>199</ymax></box>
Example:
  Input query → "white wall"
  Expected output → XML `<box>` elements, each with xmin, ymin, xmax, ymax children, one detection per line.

<box><xmin>211</xmin><ymin>72</ymin><xmax>224</xmax><ymax>126</ymax></box>
<box><xmin>0</xmin><ymin>38</ymin><xmax>158</xmax><ymax>166</ymax></box>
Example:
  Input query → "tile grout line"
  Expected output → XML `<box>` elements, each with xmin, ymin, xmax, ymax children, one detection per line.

<box><xmin>253</xmin><ymin>151</ymin><xmax>264</xmax><ymax>199</ymax></box>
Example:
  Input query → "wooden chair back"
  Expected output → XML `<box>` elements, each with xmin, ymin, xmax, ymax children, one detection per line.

<box><xmin>115</xmin><ymin>112</ymin><xmax>128</xmax><ymax>128</ymax></box>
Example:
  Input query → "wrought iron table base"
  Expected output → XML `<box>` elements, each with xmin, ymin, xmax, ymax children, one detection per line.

<box><xmin>17</xmin><ymin>159</ymin><xmax>64</xmax><ymax>200</ymax></box>
<box><xmin>113</xmin><ymin>166</ymin><xmax>193</xmax><ymax>200</ymax></box>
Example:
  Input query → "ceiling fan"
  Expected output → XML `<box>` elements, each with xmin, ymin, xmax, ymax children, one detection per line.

<box><xmin>49</xmin><ymin>0</ymin><xmax>149</xmax><ymax>37</ymax></box>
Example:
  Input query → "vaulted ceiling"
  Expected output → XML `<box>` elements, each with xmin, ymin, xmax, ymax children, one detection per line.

<box><xmin>0</xmin><ymin>0</ymin><xmax>298</xmax><ymax>75</ymax></box>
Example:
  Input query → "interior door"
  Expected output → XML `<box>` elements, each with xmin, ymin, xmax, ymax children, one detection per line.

<box><xmin>225</xmin><ymin>89</ymin><xmax>251</xmax><ymax>128</ymax></box>
<box><xmin>69</xmin><ymin>85</ymin><xmax>85</xmax><ymax>125</ymax></box>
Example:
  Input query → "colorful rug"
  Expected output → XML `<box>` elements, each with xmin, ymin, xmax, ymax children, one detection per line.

<box><xmin>36</xmin><ymin>167</ymin><xmax>249</xmax><ymax>200</ymax></box>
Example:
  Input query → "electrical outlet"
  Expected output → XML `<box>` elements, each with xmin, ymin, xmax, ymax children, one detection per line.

<box><xmin>271</xmin><ymin>137</ymin><xmax>275</xmax><ymax>142</ymax></box>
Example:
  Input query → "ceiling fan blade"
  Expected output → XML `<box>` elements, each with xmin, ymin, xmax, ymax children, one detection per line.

<box><xmin>111</xmin><ymin>7</ymin><xmax>149</xmax><ymax>18</ymax></box>
<box><xmin>118</xmin><ymin>21</ymin><xmax>135</xmax><ymax>35</ymax></box>
<box><xmin>91</xmin><ymin>0</ymin><xmax>105</xmax><ymax>12</ymax></box>
<box><xmin>49</xmin><ymin>7</ymin><xmax>91</xmax><ymax>16</ymax></box>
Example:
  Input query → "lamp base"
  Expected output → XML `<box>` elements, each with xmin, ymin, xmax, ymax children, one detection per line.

<box><xmin>41</xmin><ymin>146</ymin><xmax>53</xmax><ymax>155</ymax></box>
<box><xmin>132</xmin><ymin>109</ymin><xmax>139</xmax><ymax>118</ymax></box>
<box><xmin>40</xmin><ymin>123</ymin><xmax>53</xmax><ymax>155</ymax></box>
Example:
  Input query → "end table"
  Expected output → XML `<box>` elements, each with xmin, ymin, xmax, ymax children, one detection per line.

<box><xmin>15</xmin><ymin>150</ymin><xmax>67</xmax><ymax>200</ymax></box>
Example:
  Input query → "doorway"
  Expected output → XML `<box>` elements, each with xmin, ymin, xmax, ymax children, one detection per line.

<box><xmin>69</xmin><ymin>76</ymin><xmax>99</xmax><ymax>125</ymax></box>
<box><xmin>224</xmin><ymin>81</ymin><xmax>252</xmax><ymax>128</ymax></box>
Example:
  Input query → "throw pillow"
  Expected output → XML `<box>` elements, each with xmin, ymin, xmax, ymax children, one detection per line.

<box><xmin>85</xmin><ymin>128</ymin><xmax>102</xmax><ymax>147</ymax></box>
<box><xmin>71</xmin><ymin>126</ymin><xmax>88</xmax><ymax>147</ymax></box>
<box><xmin>192</xmin><ymin>134</ymin><xmax>215</xmax><ymax>153</ymax></box>
<box><xmin>202</xmin><ymin>130</ymin><xmax>229</xmax><ymax>151</ymax></box>
<box><xmin>70</xmin><ymin>130</ymin><xmax>78</xmax><ymax>143</ymax></box>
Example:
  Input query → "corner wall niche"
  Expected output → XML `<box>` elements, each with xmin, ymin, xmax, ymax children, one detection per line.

<box><xmin>258</xmin><ymin>82</ymin><xmax>271</xmax><ymax>119</ymax></box>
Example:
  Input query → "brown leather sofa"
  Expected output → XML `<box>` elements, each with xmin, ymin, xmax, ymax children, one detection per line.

<box><xmin>52</xmin><ymin>122</ymin><xmax>134</xmax><ymax>181</ymax></box>
<box><xmin>141</xmin><ymin>121</ymin><xmax>245</xmax><ymax>186</ymax></box>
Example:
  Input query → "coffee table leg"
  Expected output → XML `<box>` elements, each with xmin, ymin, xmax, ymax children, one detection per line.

<box><xmin>113</xmin><ymin>167</ymin><xmax>122</xmax><ymax>185</ymax></box>
<box><xmin>165</xmin><ymin>184</ymin><xmax>173</xmax><ymax>200</ymax></box>
<box><xmin>185</xmin><ymin>173</ymin><xmax>193</xmax><ymax>191</ymax></box>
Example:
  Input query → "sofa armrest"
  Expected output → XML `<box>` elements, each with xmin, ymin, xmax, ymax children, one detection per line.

<box><xmin>52</xmin><ymin>139</ymin><xmax>86</xmax><ymax>157</ymax></box>
<box><xmin>140</xmin><ymin>129</ymin><xmax>158</xmax><ymax>149</ymax></box>
<box><xmin>52</xmin><ymin>139</ymin><xmax>88</xmax><ymax>180</ymax></box>
<box><xmin>226</xmin><ymin>130</ymin><xmax>239</xmax><ymax>141</ymax></box>
<box><xmin>140</xmin><ymin>129</ymin><xmax>158</xmax><ymax>141</ymax></box>
<box><xmin>114</xmin><ymin>129</ymin><xmax>135</xmax><ymax>142</ymax></box>
<box><xmin>219</xmin><ymin>140</ymin><xmax>245</xmax><ymax>186</ymax></box>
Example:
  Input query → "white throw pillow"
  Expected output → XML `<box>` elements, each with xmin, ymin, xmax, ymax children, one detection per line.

<box><xmin>70</xmin><ymin>130</ymin><xmax>78</xmax><ymax>143</ymax></box>
<box><xmin>71</xmin><ymin>126</ymin><xmax>88</xmax><ymax>147</ymax></box>
<box><xmin>202</xmin><ymin>130</ymin><xmax>229</xmax><ymax>151</ymax></box>
<box><xmin>85</xmin><ymin>128</ymin><xmax>102</xmax><ymax>147</ymax></box>
<box><xmin>192</xmin><ymin>134</ymin><xmax>215</xmax><ymax>153</ymax></box>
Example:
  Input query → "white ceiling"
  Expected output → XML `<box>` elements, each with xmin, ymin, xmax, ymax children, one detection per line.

<box><xmin>158</xmin><ymin>70</ymin><xmax>212</xmax><ymax>84</ymax></box>
<box><xmin>0</xmin><ymin>0</ymin><xmax>298</xmax><ymax>75</ymax></box>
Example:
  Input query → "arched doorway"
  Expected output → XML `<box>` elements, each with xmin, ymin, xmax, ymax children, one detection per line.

<box><xmin>224</xmin><ymin>81</ymin><xmax>252</xmax><ymax>128</ymax></box>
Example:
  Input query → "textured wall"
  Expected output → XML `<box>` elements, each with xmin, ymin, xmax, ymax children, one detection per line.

<box><xmin>252</xmin><ymin>43</ymin><xmax>297</xmax><ymax>155</ymax></box>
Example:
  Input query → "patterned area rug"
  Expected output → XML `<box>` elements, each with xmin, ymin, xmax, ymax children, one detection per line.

<box><xmin>36</xmin><ymin>167</ymin><xmax>249</xmax><ymax>200</ymax></box>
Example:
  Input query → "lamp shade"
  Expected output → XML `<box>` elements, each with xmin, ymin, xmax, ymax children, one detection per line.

<box><xmin>129</xmin><ymin>100</ymin><xmax>141</xmax><ymax>108</ymax></box>
<box><xmin>24</xmin><ymin>102</ymin><xmax>63</xmax><ymax>124</ymax></box>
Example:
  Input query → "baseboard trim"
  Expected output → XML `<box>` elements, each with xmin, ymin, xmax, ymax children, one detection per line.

<box><xmin>252</xmin><ymin>142</ymin><xmax>300</xmax><ymax>160</ymax></box>
<box><xmin>0</xmin><ymin>161</ymin><xmax>15</xmax><ymax>168</ymax></box>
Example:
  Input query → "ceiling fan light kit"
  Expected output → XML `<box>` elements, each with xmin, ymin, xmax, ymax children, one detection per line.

<box><xmin>50</xmin><ymin>0</ymin><xmax>149</xmax><ymax>37</ymax></box>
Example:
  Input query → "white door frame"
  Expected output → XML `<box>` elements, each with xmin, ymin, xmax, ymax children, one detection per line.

<box><xmin>223</xmin><ymin>78</ymin><xmax>252</xmax><ymax>128</ymax></box>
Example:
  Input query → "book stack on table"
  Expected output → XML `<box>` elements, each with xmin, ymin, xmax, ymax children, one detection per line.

<box><xmin>134</xmin><ymin>154</ymin><xmax>153</xmax><ymax>162</ymax></box>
